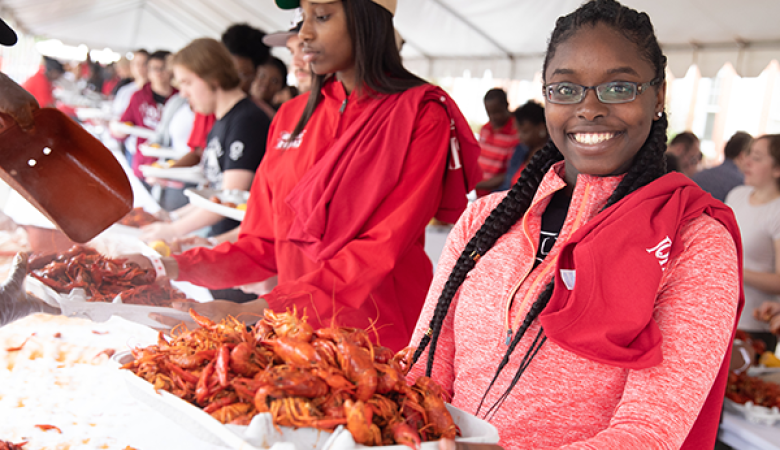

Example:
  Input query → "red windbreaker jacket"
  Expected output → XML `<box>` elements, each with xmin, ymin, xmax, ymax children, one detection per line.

<box><xmin>175</xmin><ymin>78</ymin><xmax>481</xmax><ymax>351</ymax></box>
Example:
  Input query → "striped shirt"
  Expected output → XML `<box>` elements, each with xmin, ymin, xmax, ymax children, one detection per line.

<box><xmin>477</xmin><ymin>120</ymin><xmax>519</xmax><ymax>185</ymax></box>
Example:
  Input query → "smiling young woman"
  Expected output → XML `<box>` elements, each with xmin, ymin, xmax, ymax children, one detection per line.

<box><xmin>125</xmin><ymin>0</ymin><xmax>482</xmax><ymax>352</ymax></box>
<box><xmin>408</xmin><ymin>0</ymin><xmax>744</xmax><ymax>448</ymax></box>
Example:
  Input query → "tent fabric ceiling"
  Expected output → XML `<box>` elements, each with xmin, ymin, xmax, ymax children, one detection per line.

<box><xmin>3</xmin><ymin>0</ymin><xmax>780</xmax><ymax>79</ymax></box>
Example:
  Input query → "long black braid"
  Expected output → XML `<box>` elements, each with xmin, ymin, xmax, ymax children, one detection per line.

<box><xmin>411</xmin><ymin>0</ymin><xmax>670</xmax><ymax>418</ymax></box>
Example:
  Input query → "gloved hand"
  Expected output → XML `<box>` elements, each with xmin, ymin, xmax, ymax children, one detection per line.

<box><xmin>0</xmin><ymin>72</ymin><xmax>39</xmax><ymax>132</ymax></box>
<box><xmin>0</xmin><ymin>252</ymin><xmax>61</xmax><ymax>327</ymax></box>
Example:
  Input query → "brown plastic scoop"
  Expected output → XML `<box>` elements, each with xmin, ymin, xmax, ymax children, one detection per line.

<box><xmin>0</xmin><ymin>108</ymin><xmax>133</xmax><ymax>243</ymax></box>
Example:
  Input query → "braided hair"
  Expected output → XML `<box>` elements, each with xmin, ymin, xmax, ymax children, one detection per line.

<box><xmin>411</xmin><ymin>0</ymin><xmax>669</xmax><ymax>417</ymax></box>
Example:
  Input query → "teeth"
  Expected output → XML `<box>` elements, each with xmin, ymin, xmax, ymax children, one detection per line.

<box><xmin>573</xmin><ymin>133</ymin><xmax>617</xmax><ymax>145</ymax></box>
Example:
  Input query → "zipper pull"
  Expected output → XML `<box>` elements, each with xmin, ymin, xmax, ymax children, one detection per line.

<box><xmin>339</xmin><ymin>98</ymin><xmax>348</xmax><ymax>114</ymax></box>
<box><xmin>505</xmin><ymin>329</ymin><xmax>512</xmax><ymax>346</ymax></box>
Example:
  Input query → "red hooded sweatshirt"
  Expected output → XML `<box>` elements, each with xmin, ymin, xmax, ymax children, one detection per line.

<box><xmin>175</xmin><ymin>78</ymin><xmax>481</xmax><ymax>351</ymax></box>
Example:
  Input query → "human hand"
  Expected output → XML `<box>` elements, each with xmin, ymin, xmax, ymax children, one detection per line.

<box><xmin>0</xmin><ymin>73</ymin><xmax>39</xmax><ymax>132</ymax></box>
<box><xmin>119</xmin><ymin>253</ymin><xmax>155</xmax><ymax>272</ymax></box>
<box><xmin>140</xmin><ymin>221</ymin><xmax>179</xmax><ymax>242</ymax></box>
<box><xmin>754</xmin><ymin>301</ymin><xmax>780</xmax><ymax>323</ymax></box>
<box><xmin>152</xmin><ymin>209</ymin><xmax>172</xmax><ymax>222</ymax></box>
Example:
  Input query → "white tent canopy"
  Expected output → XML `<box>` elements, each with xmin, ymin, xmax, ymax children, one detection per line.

<box><xmin>3</xmin><ymin>0</ymin><xmax>780</xmax><ymax>79</ymax></box>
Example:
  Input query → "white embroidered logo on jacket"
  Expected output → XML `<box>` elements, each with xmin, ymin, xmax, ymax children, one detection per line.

<box><xmin>276</xmin><ymin>131</ymin><xmax>306</xmax><ymax>149</ymax></box>
<box><xmin>647</xmin><ymin>236</ymin><xmax>672</xmax><ymax>271</ymax></box>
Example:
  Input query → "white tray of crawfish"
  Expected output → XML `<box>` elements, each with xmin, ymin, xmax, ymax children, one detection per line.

<box><xmin>25</xmin><ymin>244</ymin><xmax>195</xmax><ymax>329</ymax></box>
<box><xmin>116</xmin><ymin>308</ymin><xmax>499</xmax><ymax>450</ymax></box>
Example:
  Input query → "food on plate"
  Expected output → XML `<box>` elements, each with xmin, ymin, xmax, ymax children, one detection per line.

<box><xmin>236</xmin><ymin>204</ymin><xmax>247</xmax><ymax>211</ymax></box>
<box><xmin>118</xmin><ymin>207</ymin><xmax>160</xmax><ymax>228</ymax></box>
<box><xmin>27</xmin><ymin>245</ymin><xmax>189</xmax><ymax>307</ymax></box>
<box><xmin>760</xmin><ymin>351</ymin><xmax>780</xmax><ymax>368</ymax></box>
<box><xmin>209</xmin><ymin>194</ymin><xmax>243</xmax><ymax>209</ymax></box>
<box><xmin>123</xmin><ymin>308</ymin><xmax>459</xmax><ymax>447</ymax></box>
<box><xmin>149</xmin><ymin>240</ymin><xmax>171</xmax><ymax>257</ymax></box>
<box><xmin>726</xmin><ymin>371</ymin><xmax>780</xmax><ymax>408</ymax></box>
<box><xmin>150</xmin><ymin>161</ymin><xmax>174</xmax><ymax>169</ymax></box>
<box><xmin>209</xmin><ymin>195</ymin><xmax>222</xmax><ymax>204</ymax></box>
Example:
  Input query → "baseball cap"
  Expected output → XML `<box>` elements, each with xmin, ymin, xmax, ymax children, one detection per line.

<box><xmin>0</xmin><ymin>18</ymin><xmax>18</xmax><ymax>46</ymax></box>
<box><xmin>263</xmin><ymin>8</ymin><xmax>303</xmax><ymax>47</ymax></box>
<box><xmin>275</xmin><ymin>0</ymin><xmax>396</xmax><ymax>16</ymax></box>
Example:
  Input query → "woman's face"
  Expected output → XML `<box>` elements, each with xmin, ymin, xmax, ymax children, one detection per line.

<box><xmin>174</xmin><ymin>65</ymin><xmax>216</xmax><ymax>115</ymax></box>
<box><xmin>298</xmin><ymin>0</ymin><xmax>354</xmax><ymax>76</ymax></box>
<box><xmin>517</xmin><ymin>120</ymin><xmax>548</xmax><ymax>150</ymax></box>
<box><xmin>544</xmin><ymin>23</ymin><xmax>665</xmax><ymax>184</ymax></box>
<box><xmin>742</xmin><ymin>138</ymin><xmax>780</xmax><ymax>189</ymax></box>
<box><xmin>251</xmin><ymin>63</ymin><xmax>285</xmax><ymax>103</ymax></box>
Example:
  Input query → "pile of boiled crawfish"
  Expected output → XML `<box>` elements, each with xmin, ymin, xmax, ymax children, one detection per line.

<box><xmin>726</xmin><ymin>371</ymin><xmax>780</xmax><ymax>408</ymax></box>
<box><xmin>123</xmin><ymin>308</ymin><xmax>459</xmax><ymax>448</ymax></box>
<box><xmin>28</xmin><ymin>245</ymin><xmax>188</xmax><ymax>306</ymax></box>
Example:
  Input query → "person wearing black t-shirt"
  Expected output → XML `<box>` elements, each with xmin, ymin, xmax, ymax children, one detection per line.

<box><xmin>140</xmin><ymin>38</ymin><xmax>270</xmax><ymax>243</ymax></box>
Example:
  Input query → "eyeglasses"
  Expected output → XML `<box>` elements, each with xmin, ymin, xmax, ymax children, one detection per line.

<box><xmin>543</xmin><ymin>78</ymin><xmax>661</xmax><ymax>104</ymax></box>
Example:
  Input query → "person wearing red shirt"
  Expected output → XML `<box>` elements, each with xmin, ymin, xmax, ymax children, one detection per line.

<box><xmin>115</xmin><ymin>51</ymin><xmax>177</xmax><ymax>179</ymax></box>
<box><xmin>127</xmin><ymin>0</ymin><xmax>481</xmax><ymax>352</ymax></box>
<box><xmin>475</xmin><ymin>88</ymin><xmax>520</xmax><ymax>197</ymax></box>
<box><xmin>21</xmin><ymin>57</ymin><xmax>64</xmax><ymax>108</ymax></box>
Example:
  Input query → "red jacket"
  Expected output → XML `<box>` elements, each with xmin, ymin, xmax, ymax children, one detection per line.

<box><xmin>120</xmin><ymin>82</ymin><xmax>177</xmax><ymax>177</ymax></box>
<box><xmin>22</xmin><ymin>67</ymin><xmax>54</xmax><ymax>108</ymax></box>
<box><xmin>175</xmin><ymin>78</ymin><xmax>480</xmax><ymax>351</ymax></box>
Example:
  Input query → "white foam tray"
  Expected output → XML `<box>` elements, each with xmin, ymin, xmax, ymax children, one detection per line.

<box><xmin>114</xmin><ymin>351</ymin><xmax>499</xmax><ymax>450</ymax></box>
<box><xmin>112</xmin><ymin>122</ymin><xmax>157</xmax><ymax>140</ymax></box>
<box><xmin>184</xmin><ymin>188</ymin><xmax>249</xmax><ymax>222</ymax></box>
<box><xmin>139</xmin><ymin>143</ymin><xmax>189</xmax><ymax>160</ymax></box>
<box><xmin>723</xmin><ymin>398</ymin><xmax>780</xmax><ymax>426</ymax></box>
<box><xmin>140</xmin><ymin>165</ymin><xmax>207</xmax><ymax>185</ymax></box>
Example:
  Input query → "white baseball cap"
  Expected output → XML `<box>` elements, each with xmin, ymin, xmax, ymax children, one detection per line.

<box><xmin>274</xmin><ymin>0</ymin><xmax>396</xmax><ymax>16</ymax></box>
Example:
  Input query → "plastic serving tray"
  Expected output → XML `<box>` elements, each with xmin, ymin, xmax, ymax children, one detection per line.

<box><xmin>138</xmin><ymin>143</ymin><xmax>189</xmax><ymax>160</ymax></box>
<box><xmin>114</xmin><ymin>351</ymin><xmax>500</xmax><ymax>450</ymax></box>
<box><xmin>184</xmin><ymin>188</ymin><xmax>249</xmax><ymax>222</ymax></box>
<box><xmin>112</xmin><ymin>122</ymin><xmax>157</xmax><ymax>140</ymax></box>
<box><xmin>140</xmin><ymin>165</ymin><xmax>207</xmax><ymax>185</ymax></box>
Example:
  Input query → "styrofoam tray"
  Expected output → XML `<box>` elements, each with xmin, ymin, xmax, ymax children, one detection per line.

<box><xmin>140</xmin><ymin>165</ymin><xmax>207</xmax><ymax>185</ymax></box>
<box><xmin>184</xmin><ymin>188</ymin><xmax>249</xmax><ymax>222</ymax></box>
<box><xmin>723</xmin><ymin>398</ymin><xmax>780</xmax><ymax>426</ymax></box>
<box><xmin>25</xmin><ymin>236</ymin><xmax>213</xmax><ymax>327</ymax></box>
<box><xmin>112</xmin><ymin>122</ymin><xmax>157</xmax><ymax>140</ymax></box>
<box><xmin>115</xmin><ymin>352</ymin><xmax>499</xmax><ymax>450</ymax></box>
<box><xmin>139</xmin><ymin>143</ymin><xmax>189</xmax><ymax>160</ymax></box>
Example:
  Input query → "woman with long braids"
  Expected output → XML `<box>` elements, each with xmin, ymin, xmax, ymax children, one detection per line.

<box><xmin>410</xmin><ymin>1</ymin><xmax>744</xmax><ymax>448</ymax></box>
<box><xmin>122</xmin><ymin>0</ymin><xmax>481</xmax><ymax>352</ymax></box>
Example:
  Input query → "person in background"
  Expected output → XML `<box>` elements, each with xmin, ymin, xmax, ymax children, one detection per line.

<box><xmin>21</xmin><ymin>56</ymin><xmax>64</xmax><ymax>108</ymax></box>
<box><xmin>0</xmin><ymin>18</ymin><xmax>38</xmax><ymax>131</ymax></box>
<box><xmin>115</xmin><ymin>50</ymin><xmax>177</xmax><ymax>183</ymax></box>
<box><xmin>726</xmin><ymin>135</ymin><xmax>780</xmax><ymax>351</ymax></box>
<box><xmin>221</xmin><ymin>23</ymin><xmax>271</xmax><ymax>95</ymax></box>
<box><xmin>112</xmin><ymin>49</ymin><xmax>148</xmax><ymax>120</ymax></box>
<box><xmin>410</xmin><ymin>1</ymin><xmax>742</xmax><ymax>448</ymax></box>
<box><xmin>692</xmin><ymin>131</ymin><xmax>752</xmax><ymax>202</ymax></box>
<box><xmin>263</xmin><ymin>19</ymin><xmax>313</xmax><ymax>94</ymax></box>
<box><xmin>109</xmin><ymin>56</ymin><xmax>134</xmax><ymax>97</ymax></box>
<box><xmin>145</xmin><ymin>54</ymin><xmax>196</xmax><ymax>211</ymax></box>
<box><xmin>499</xmin><ymin>101</ymin><xmax>548</xmax><ymax>190</ymax></box>
<box><xmin>250</xmin><ymin>57</ymin><xmax>288</xmax><ymax>118</ymax></box>
<box><xmin>475</xmin><ymin>88</ymin><xmax>520</xmax><ymax>197</ymax></box>
<box><xmin>177</xmin><ymin>24</ymin><xmax>271</xmax><ymax>170</ymax></box>
<box><xmin>666</xmin><ymin>131</ymin><xmax>701</xmax><ymax>178</ymax></box>
<box><xmin>140</xmin><ymin>38</ymin><xmax>269</xmax><ymax>242</ymax></box>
